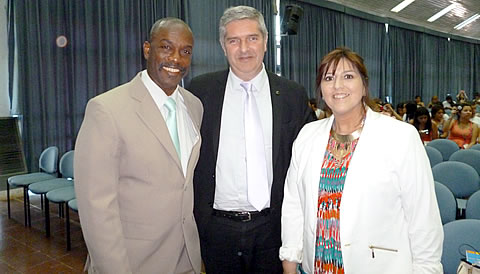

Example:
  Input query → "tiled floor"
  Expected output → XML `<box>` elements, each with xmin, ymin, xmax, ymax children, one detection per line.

<box><xmin>0</xmin><ymin>192</ymin><xmax>87</xmax><ymax>273</ymax></box>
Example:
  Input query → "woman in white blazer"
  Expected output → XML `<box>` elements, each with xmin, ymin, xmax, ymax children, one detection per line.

<box><xmin>280</xmin><ymin>48</ymin><xmax>443</xmax><ymax>274</ymax></box>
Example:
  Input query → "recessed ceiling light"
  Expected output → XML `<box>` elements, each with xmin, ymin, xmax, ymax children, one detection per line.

<box><xmin>391</xmin><ymin>0</ymin><xmax>415</xmax><ymax>13</ymax></box>
<box><xmin>454</xmin><ymin>13</ymin><xmax>480</xmax><ymax>30</ymax></box>
<box><xmin>427</xmin><ymin>3</ymin><xmax>457</xmax><ymax>22</ymax></box>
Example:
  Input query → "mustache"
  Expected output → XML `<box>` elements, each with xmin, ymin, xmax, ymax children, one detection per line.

<box><xmin>159</xmin><ymin>63</ymin><xmax>187</xmax><ymax>74</ymax></box>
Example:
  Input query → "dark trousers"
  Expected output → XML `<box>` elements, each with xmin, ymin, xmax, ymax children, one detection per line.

<box><xmin>200</xmin><ymin>212</ymin><xmax>282</xmax><ymax>274</ymax></box>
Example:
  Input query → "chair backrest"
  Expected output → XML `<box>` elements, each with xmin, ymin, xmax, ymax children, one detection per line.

<box><xmin>466</xmin><ymin>190</ymin><xmax>480</xmax><ymax>220</ymax></box>
<box><xmin>449</xmin><ymin>149</ymin><xmax>480</xmax><ymax>177</ymax></box>
<box><xmin>425</xmin><ymin>146</ymin><xmax>443</xmax><ymax>168</ymax></box>
<box><xmin>432</xmin><ymin>161</ymin><xmax>480</xmax><ymax>199</ymax></box>
<box><xmin>441</xmin><ymin>219</ymin><xmax>480</xmax><ymax>274</ymax></box>
<box><xmin>59</xmin><ymin>150</ymin><xmax>74</xmax><ymax>179</ymax></box>
<box><xmin>39</xmin><ymin>146</ymin><xmax>59</xmax><ymax>174</ymax></box>
<box><xmin>427</xmin><ymin>139</ymin><xmax>459</xmax><ymax>161</ymax></box>
<box><xmin>471</xmin><ymin>144</ymin><xmax>480</xmax><ymax>151</ymax></box>
<box><xmin>434</xmin><ymin>182</ymin><xmax>457</xmax><ymax>225</ymax></box>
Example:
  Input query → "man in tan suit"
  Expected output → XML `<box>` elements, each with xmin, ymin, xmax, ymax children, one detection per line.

<box><xmin>74</xmin><ymin>18</ymin><xmax>203</xmax><ymax>274</ymax></box>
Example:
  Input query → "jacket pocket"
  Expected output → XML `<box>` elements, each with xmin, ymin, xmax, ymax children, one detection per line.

<box><xmin>368</xmin><ymin>245</ymin><xmax>398</xmax><ymax>258</ymax></box>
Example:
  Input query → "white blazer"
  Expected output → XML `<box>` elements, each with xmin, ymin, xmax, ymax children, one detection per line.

<box><xmin>280</xmin><ymin>108</ymin><xmax>443</xmax><ymax>274</ymax></box>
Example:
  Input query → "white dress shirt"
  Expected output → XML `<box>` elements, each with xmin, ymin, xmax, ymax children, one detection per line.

<box><xmin>214</xmin><ymin>64</ymin><xmax>273</xmax><ymax>211</ymax></box>
<box><xmin>141</xmin><ymin>70</ymin><xmax>198</xmax><ymax>176</ymax></box>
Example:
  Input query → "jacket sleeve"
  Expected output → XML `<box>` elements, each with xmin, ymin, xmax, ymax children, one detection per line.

<box><xmin>398</xmin><ymin>126</ymin><xmax>444</xmax><ymax>274</ymax></box>
<box><xmin>280</xmin><ymin>139</ymin><xmax>304</xmax><ymax>263</ymax></box>
<box><xmin>74</xmin><ymin>99</ymin><xmax>132</xmax><ymax>274</ymax></box>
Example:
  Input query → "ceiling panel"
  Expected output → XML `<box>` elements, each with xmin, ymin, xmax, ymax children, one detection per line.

<box><xmin>324</xmin><ymin>0</ymin><xmax>480</xmax><ymax>41</ymax></box>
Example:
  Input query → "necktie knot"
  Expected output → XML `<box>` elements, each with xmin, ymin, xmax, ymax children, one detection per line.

<box><xmin>240</xmin><ymin>82</ymin><xmax>253</xmax><ymax>93</ymax></box>
<box><xmin>165</xmin><ymin>97</ymin><xmax>177</xmax><ymax>113</ymax></box>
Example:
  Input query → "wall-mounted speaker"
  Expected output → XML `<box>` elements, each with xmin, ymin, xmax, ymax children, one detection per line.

<box><xmin>281</xmin><ymin>4</ymin><xmax>304</xmax><ymax>35</ymax></box>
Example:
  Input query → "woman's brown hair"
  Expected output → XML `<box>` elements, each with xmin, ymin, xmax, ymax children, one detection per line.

<box><xmin>316</xmin><ymin>47</ymin><xmax>375</xmax><ymax>112</ymax></box>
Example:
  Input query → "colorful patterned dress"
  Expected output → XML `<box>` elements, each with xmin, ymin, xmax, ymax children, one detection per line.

<box><xmin>313</xmin><ymin>134</ymin><xmax>359</xmax><ymax>274</ymax></box>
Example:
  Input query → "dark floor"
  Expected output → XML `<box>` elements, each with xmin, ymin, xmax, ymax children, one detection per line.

<box><xmin>0</xmin><ymin>191</ymin><xmax>87</xmax><ymax>273</ymax></box>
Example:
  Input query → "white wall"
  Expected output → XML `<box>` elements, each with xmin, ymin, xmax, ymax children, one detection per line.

<box><xmin>0</xmin><ymin>0</ymin><xmax>10</xmax><ymax>116</ymax></box>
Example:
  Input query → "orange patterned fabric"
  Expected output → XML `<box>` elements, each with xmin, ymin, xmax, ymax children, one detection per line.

<box><xmin>313</xmin><ymin>134</ymin><xmax>359</xmax><ymax>274</ymax></box>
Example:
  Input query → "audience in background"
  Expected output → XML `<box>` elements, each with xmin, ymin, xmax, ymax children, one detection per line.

<box><xmin>404</xmin><ymin>101</ymin><xmax>417</xmax><ymax>123</ymax></box>
<box><xmin>456</xmin><ymin>90</ymin><xmax>468</xmax><ymax>104</ymax></box>
<box><xmin>308</xmin><ymin>98</ymin><xmax>326</xmax><ymax>119</ymax></box>
<box><xmin>427</xmin><ymin>95</ymin><xmax>439</xmax><ymax>109</ymax></box>
<box><xmin>471</xmin><ymin>101</ymin><xmax>480</xmax><ymax>126</ymax></box>
<box><xmin>431</xmin><ymin>105</ymin><xmax>448</xmax><ymax>138</ymax></box>
<box><xmin>415</xmin><ymin>95</ymin><xmax>425</xmax><ymax>107</ymax></box>
<box><xmin>443</xmin><ymin>95</ymin><xmax>455</xmax><ymax>111</ymax></box>
<box><xmin>413</xmin><ymin>107</ymin><xmax>438</xmax><ymax>144</ymax></box>
<box><xmin>396</xmin><ymin>102</ymin><xmax>406</xmax><ymax>120</ymax></box>
<box><xmin>445</xmin><ymin>103</ymin><xmax>479</xmax><ymax>149</ymax></box>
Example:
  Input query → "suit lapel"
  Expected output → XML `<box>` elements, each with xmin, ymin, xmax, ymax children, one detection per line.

<box><xmin>179</xmin><ymin>87</ymin><xmax>201</xmax><ymax>182</ymax></box>
<box><xmin>130</xmin><ymin>75</ymin><xmax>182</xmax><ymax>172</ymax></box>
<box><xmin>268</xmin><ymin>72</ymin><xmax>283</xmax><ymax>169</ymax></box>
<box><xmin>210</xmin><ymin>71</ymin><xmax>229</xmax><ymax>162</ymax></box>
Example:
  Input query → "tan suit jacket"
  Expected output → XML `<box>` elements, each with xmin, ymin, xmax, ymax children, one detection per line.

<box><xmin>74</xmin><ymin>72</ymin><xmax>203</xmax><ymax>274</ymax></box>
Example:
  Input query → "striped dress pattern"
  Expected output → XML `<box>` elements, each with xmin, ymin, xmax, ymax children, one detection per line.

<box><xmin>313</xmin><ymin>134</ymin><xmax>359</xmax><ymax>274</ymax></box>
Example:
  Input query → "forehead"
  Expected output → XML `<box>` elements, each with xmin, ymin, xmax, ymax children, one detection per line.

<box><xmin>325</xmin><ymin>58</ymin><xmax>356</xmax><ymax>74</ymax></box>
<box><xmin>225</xmin><ymin>19</ymin><xmax>262</xmax><ymax>37</ymax></box>
<box><xmin>151</xmin><ymin>23</ymin><xmax>193</xmax><ymax>45</ymax></box>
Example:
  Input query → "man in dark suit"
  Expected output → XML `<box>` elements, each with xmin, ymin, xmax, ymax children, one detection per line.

<box><xmin>188</xmin><ymin>6</ymin><xmax>311</xmax><ymax>273</ymax></box>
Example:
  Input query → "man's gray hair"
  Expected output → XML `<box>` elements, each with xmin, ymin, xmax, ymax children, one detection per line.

<box><xmin>219</xmin><ymin>6</ymin><xmax>268</xmax><ymax>47</ymax></box>
<box><xmin>149</xmin><ymin>17</ymin><xmax>192</xmax><ymax>42</ymax></box>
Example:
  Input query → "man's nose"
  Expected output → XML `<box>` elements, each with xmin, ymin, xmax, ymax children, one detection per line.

<box><xmin>239</xmin><ymin>40</ymin><xmax>248</xmax><ymax>52</ymax></box>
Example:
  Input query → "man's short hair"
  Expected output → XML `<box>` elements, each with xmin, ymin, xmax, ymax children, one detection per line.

<box><xmin>149</xmin><ymin>17</ymin><xmax>192</xmax><ymax>42</ymax></box>
<box><xmin>219</xmin><ymin>6</ymin><xmax>268</xmax><ymax>47</ymax></box>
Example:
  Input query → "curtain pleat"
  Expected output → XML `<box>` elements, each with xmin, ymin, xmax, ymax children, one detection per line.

<box><xmin>9</xmin><ymin>0</ymin><xmax>180</xmax><ymax>170</ymax></box>
<box><xmin>6</xmin><ymin>0</ymin><xmax>480</xmax><ymax>171</ymax></box>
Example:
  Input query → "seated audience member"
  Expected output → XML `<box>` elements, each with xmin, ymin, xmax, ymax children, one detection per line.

<box><xmin>380</xmin><ymin>103</ymin><xmax>403</xmax><ymax>120</ymax></box>
<box><xmin>308</xmin><ymin>98</ymin><xmax>325</xmax><ymax>120</ymax></box>
<box><xmin>413</xmin><ymin>107</ymin><xmax>438</xmax><ymax>144</ymax></box>
<box><xmin>456</xmin><ymin>90</ymin><xmax>468</xmax><ymax>104</ymax></box>
<box><xmin>405</xmin><ymin>101</ymin><xmax>417</xmax><ymax>123</ymax></box>
<box><xmin>471</xmin><ymin>100</ymin><xmax>480</xmax><ymax>126</ymax></box>
<box><xmin>431</xmin><ymin>105</ymin><xmax>448</xmax><ymax>138</ymax></box>
<box><xmin>427</xmin><ymin>95</ymin><xmax>439</xmax><ymax>109</ymax></box>
<box><xmin>396</xmin><ymin>102</ymin><xmax>406</xmax><ymax>119</ymax></box>
<box><xmin>442</xmin><ymin>95</ymin><xmax>455</xmax><ymax>110</ymax></box>
<box><xmin>372</xmin><ymin>97</ymin><xmax>382</xmax><ymax>112</ymax></box>
<box><xmin>445</xmin><ymin>103</ymin><xmax>479</xmax><ymax>149</ymax></box>
<box><xmin>473</xmin><ymin>92</ymin><xmax>480</xmax><ymax>102</ymax></box>
<box><xmin>415</xmin><ymin>95</ymin><xmax>425</xmax><ymax>107</ymax></box>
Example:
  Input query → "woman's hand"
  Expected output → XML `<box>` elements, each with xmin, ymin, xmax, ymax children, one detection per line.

<box><xmin>282</xmin><ymin>260</ymin><xmax>298</xmax><ymax>274</ymax></box>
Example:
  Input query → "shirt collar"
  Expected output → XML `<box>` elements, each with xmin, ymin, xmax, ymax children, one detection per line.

<box><xmin>141</xmin><ymin>70</ymin><xmax>180</xmax><ymax>104</ymax></box>
<box><xmin>228</xmin><ymin>63</ymin><xmax>268</xmax><ymax>92</ymax></box>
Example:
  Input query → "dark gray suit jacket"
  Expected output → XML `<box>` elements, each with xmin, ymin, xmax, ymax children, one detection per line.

<box><xmin>187</xmin><ymin>69</ymin><xmax>312</xmax><ymax>247</ymax></box>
